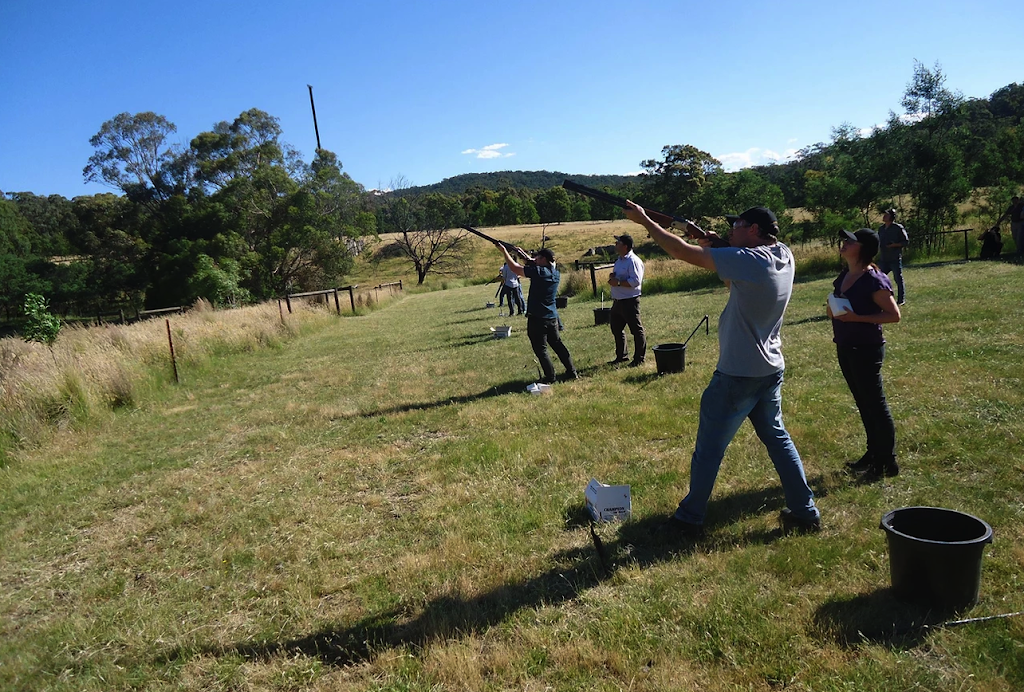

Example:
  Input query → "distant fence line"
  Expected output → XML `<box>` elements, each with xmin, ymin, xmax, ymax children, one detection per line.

<box><xmin>281</xmin><ymin>281</ymin><xmax>403</xmax><ymax>316</ymax></box>
<box><xmin>62</xmin><ymin>306</ymin><xmax>185</xmax><ymax>327</ymax></box>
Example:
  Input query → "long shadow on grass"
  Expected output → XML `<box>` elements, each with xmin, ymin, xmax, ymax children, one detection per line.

<box><xmin>343</xmin><ymin>379</ymin><xmax>537</xmax><ymax>418</ymax></box>
<box><xmin>157</xmin><ymin>474</ymin><xmax>846</xmax><ymax>669</ymax></box>
<box><xmin>156</xmin><ymin>544</ymin><xmax>613</xmax><ymax>668</ymax></box>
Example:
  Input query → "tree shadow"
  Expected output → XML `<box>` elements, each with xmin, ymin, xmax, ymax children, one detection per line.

<box><xmin>811</xmin><ymin>590</ymin><xmax>950</xmax><ymax>648</ymax></box>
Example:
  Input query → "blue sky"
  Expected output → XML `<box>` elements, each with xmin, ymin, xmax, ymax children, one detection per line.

<box><xmin>1</xmin><ymin>0</ymin><xmax>1019</xmax><ymax>198</ymax></box>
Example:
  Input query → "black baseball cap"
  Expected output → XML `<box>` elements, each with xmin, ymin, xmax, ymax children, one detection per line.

<box><xmin>725</xmin><ymin>207</ymin><xmax>778</xmax><ymax>235</ymax></box>
<box><xmin>534</xmin><ymin>248</ymin><xmax>555</xmax><ymax>262</ymax></box>
<box><xmin>883</xmin><ymin>208</ymin><xmax>897</xmax><ymax>218</ymax></box>
<box><xmin>614</xmin><ymin>233</ymin><xmax>634</xmax><ymax>250</ymax></box>
<box><xmin>839</xmin><ymin>228</ymin><xmax>880</xmax><ymax>258</ymax></box>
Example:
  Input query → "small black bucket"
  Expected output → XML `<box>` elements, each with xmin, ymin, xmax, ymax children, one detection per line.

<box><xmin>880</xmin><ymin>506</ymin><xmax>993</xmax><ymax>612</ymax></box>
<box><xmin>654</xmin><ymin>314</ymin><xmax>709</xmax><ymax>375</ymax></box>
<box><xmin>556</xmin><ymin>296</ymin><xmax>568</xmax><ymax>309</ymax></box>
<box><xmin>653</xmin><ymin>343</ymin><xmax>686</xmax><ymax>374</ymax></box>
<box><xmin>594</xmin><ymin>307</ymin><xmax>611</xmax><ymax>325</ymax></box>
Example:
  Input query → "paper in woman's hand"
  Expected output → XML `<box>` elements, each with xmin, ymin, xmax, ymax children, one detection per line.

<box><xmin>828</xmin><ymin>294</ymin><xmax>853</xmax><ymax>316</ymax></box>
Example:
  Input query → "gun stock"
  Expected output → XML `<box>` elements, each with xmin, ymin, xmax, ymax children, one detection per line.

<box><xmin>562</xmin><ymin>179</ymin><xmax>728</xmax><ymax>247</ymax></box>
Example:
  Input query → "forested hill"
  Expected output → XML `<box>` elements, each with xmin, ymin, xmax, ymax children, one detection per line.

<box><xmin>396</xmin><ymin>171</ymin><xmax>639</xmax><ymax>196</ymax></box>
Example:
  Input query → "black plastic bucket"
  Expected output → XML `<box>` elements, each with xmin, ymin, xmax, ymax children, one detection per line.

<box><xmin>594</xmin><ymin>307</ymin><xmax>611</xmax><ymax>325</ymax></box>
<box><xmin>653</xmin><ymin>343</ymin><xmax>686</xmax><ymax>374</ymax></box>
<box><xmin>556</xmin><ymin>296</ymin><xmax>568</xmax><ymax>309</ymax></box>
<box><xmin>880</xmin><ymin>506</ymin><xmax>993</xmax><ymax>612</ymax></box>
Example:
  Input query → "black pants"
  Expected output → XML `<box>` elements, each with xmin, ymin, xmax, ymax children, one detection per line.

<box><xmin>837</xmin><ymin>344</ymin><xmax>896</xmax><ymax>463</ymax></box>
<box><xmin>528</xmin><ymin>316</ymin><xmax>575</xmax><ymax>382</ymax></box>
<box><xmin>610</xmin><ymin>297</ymin><xmax>646</xmax><ymax>362</ymax></box>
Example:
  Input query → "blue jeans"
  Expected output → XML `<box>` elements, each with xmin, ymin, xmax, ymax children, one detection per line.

<box><xmin>877</xmin><ymin>256</ymin><xmax>905</xmax><ymax>303</ymax></box>
<box><xmin>674</xmin><ymin>370</ymin><xmax>819</xmax><ymax>525</ymax></box>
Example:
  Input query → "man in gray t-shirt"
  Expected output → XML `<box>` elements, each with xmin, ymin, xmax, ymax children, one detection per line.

<box><xmin>624</xmin><ymin>202</ymin><xmax>820</xmax><ymax>536</ymax></box>
<box><xmin>877</xmin><ymin>208</ymin><xmax>909</xmax><ymax>305</ymax></box>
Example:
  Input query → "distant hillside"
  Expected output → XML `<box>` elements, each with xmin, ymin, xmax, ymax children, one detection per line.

<box><xmin>396</xmin><ymin>171</ymin><xmax>639</xmax><ymax>196</ymax></box>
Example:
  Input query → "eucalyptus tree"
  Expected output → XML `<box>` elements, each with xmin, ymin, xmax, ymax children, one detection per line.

<box><xmin>889</xmin><ymin>61</ymin><xmax>971</xmax><ymax>240</ymax></box>
<box><xmin>83</xmin><ymin>112</ymin><xmax>183</xmax><ymax>203</ymax></box>
<box><xmin>639</xmin><ymin>144</ymin><xmax>722</xmax><ymax>218</ymax></box>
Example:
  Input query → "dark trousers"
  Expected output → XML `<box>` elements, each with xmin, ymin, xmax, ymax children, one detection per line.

<box><xmin>527</xmin><ymin>316</ymin><xmax>575</xmax><ymax>382</ymax></box>
<box><xmin>877</xmin><ymin>257</ymin><xmax>905</xmax><ymax>303</ymax></box>
<box><xmin>837</xmin><ymin>344</ymin><xmax>896</xmax><ymax>463</ymax></box>
<box><xmin>610</xmin><ymin>297</ymin><xmax>646</xmax><ymax>362</ymax></box>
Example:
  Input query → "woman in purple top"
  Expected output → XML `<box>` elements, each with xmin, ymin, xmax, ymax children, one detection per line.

<box><xmin>828</xmin><ymin>228</ymin><xmax>902</xmax><ymax>481</ymax></box>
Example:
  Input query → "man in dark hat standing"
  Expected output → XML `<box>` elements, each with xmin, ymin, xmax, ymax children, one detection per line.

<box><xmin>607</xmin><ymin>233</ymin><xmax>646</xmax><ymax>367</ymax></box>
<box><xmin>994</xmin><ymin>195</ymin><xmax>1023</xmax><ymax>255</ymax></box>
<box><xmin>623</xmin><ymin>202</ymin><xmax>821</xmax><ymax>536</ymax></box>
<box><xmin>877</xmin><ymin>209</ymin><xmax>909</xmax><ymax>305</ymax></box>
<box><xmin>496</xmin><ymin>243</ymin><xmax>578</xmax><ymax>384</ymax></box>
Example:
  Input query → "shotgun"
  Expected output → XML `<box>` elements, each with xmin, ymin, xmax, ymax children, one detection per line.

<box><xmin>462</xmin><ymin>225</ymin><xmax>528</xmax><ymax>257</ymax></box>
<box><xmin>562</xmin><ymin>179</ymin><xmax>729</xmax><ymax>247</ymax></box>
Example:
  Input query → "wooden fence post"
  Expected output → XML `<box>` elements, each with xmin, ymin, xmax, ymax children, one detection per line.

<box><xmin>165</xmin><ymin>319</ymin><xmax>179</xmax><ymax>384</ymax></box>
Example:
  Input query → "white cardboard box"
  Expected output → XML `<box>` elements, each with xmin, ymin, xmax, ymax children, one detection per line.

<box><xmin>585</xmin><ymin>478</ymin><xmax>632</xmax><ymax>522</ymax></box>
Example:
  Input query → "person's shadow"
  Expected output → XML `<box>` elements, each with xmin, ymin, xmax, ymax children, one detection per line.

<box><xmin>156</xmin><ymin>474</ymin><xmax>843</xmax><ymax>668</ymax></box>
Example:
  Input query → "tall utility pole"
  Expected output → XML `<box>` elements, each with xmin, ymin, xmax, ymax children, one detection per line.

<box><xmin>307</xmin><ymin>84</ymin><xmax>321</xmax><ymax>152</ymax></box>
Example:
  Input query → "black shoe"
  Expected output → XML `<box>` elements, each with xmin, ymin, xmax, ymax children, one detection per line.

<box><xmin>860</xmin><ymin>460</ymin><xmax>899</xmax><ymax>482</ymax></box>
<box><xmin>780</xmin><ymin>508</ymin><xmax>822</xmax><ymax>534</ymax></box>
<box><xmin>628</xmin><ymin>359</ymin><xmax>645</xmax><ymax>368</ymax></box>
<box><xmin>608</xmin><ymin>356</ymin><xmax>629</xmax><ymax>365</ymax></box>
<box><xmin>650</xmin><ymin>516</ymin><xmax>704</xmax><ymax>540</ymax></box>
<box><xmin>845</xmin><ymin>453</ymin><xmax>873</xmax><ymax>475</ymax></box>
<box><xmin>562</xmin><ymin>371</ymin><xmax>580</xmax><ymax>381</ymax></box>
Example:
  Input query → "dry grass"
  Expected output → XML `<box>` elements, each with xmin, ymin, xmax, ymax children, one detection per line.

<box><xmin>0</xmin><ymin>300</ymin><xmax>341</xmax><ymax>463</ymax></box>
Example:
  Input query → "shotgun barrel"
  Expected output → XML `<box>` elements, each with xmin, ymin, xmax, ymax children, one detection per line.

<box><xmin>462</xmin><ymin>225</ymin><xmax>527</xmax><ymax>257</ymax></box>
<box><xmin>562</xmin><ymin>179</ymin><xmax>728</xmax><ymax>247</ymax></box>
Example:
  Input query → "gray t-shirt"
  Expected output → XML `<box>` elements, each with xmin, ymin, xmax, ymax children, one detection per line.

<box><xmin>709</xmin><ymin>243</ymin><xmax>794</xmax><ymax>377</ymax></box>
<box><xmin>878</xmin><ymin>223</ymin><xmax>909</xmax><ymax>262</ymax></box>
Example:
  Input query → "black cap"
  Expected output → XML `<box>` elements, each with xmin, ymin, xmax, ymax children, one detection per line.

<box><xmin>534</xmin><ymin>248</ymin><xmax>555</xmax><ymax>263</ymax></box>
<box><xmin>839</xmin><ymin>228</ymin><xmax>880</xmax><ymax>258</ymax></box>
<box><xmin>725</xmin><ymin>207</ymin><xmax>779</xmax><ymax>235</ymax></box>
<box><xmin>614</xmin><ymin>234</ymin><xmax>634</xmax><ymax>250</ymax></box>
<box><xmin>883</xmin><ymin>208</ymin><xmax>897</xmax><ymax>218</ymax></box>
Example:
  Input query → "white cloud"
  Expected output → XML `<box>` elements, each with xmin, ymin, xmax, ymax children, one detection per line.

<box><xmin>717</xmin><ymin>147</ymin><xmax>799</xmax><ymax>172</ymax></box>
<box><xmin>461</xmin><ymin>142</ymin><xmax>515</xmax><ymax>159</ymax></box>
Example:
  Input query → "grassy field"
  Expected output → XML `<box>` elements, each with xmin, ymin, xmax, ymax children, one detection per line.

<box><xmin>1</xmin><ymin>249</ymin><xmax>1023</xmax><ymax>690</ymax></box>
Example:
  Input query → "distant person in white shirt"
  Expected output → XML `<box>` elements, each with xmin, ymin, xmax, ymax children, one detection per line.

<box><xmin>498</xmin><ymin>263</ymin><xmax>525</xmax><ymax>316</ymax></box>
<box><xmin>607</xmin><ymin>233</ymin><xmax>646</xmax><ymax>367</ymax></box>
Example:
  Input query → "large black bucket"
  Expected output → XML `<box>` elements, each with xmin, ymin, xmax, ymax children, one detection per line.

<box><xmin>653</xmin><ymin>343</ymin><xmax>686</xmax><ymax>374</ymax></box>
<box><xmin>880</xmin><ymin>506</ymin><xmax>993</xmax><ymax>612</ymax></box>
<box><xmin>593</xmin><ymin>307</ymin><xmax>611</xmax><ymax>325</ymax></box>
